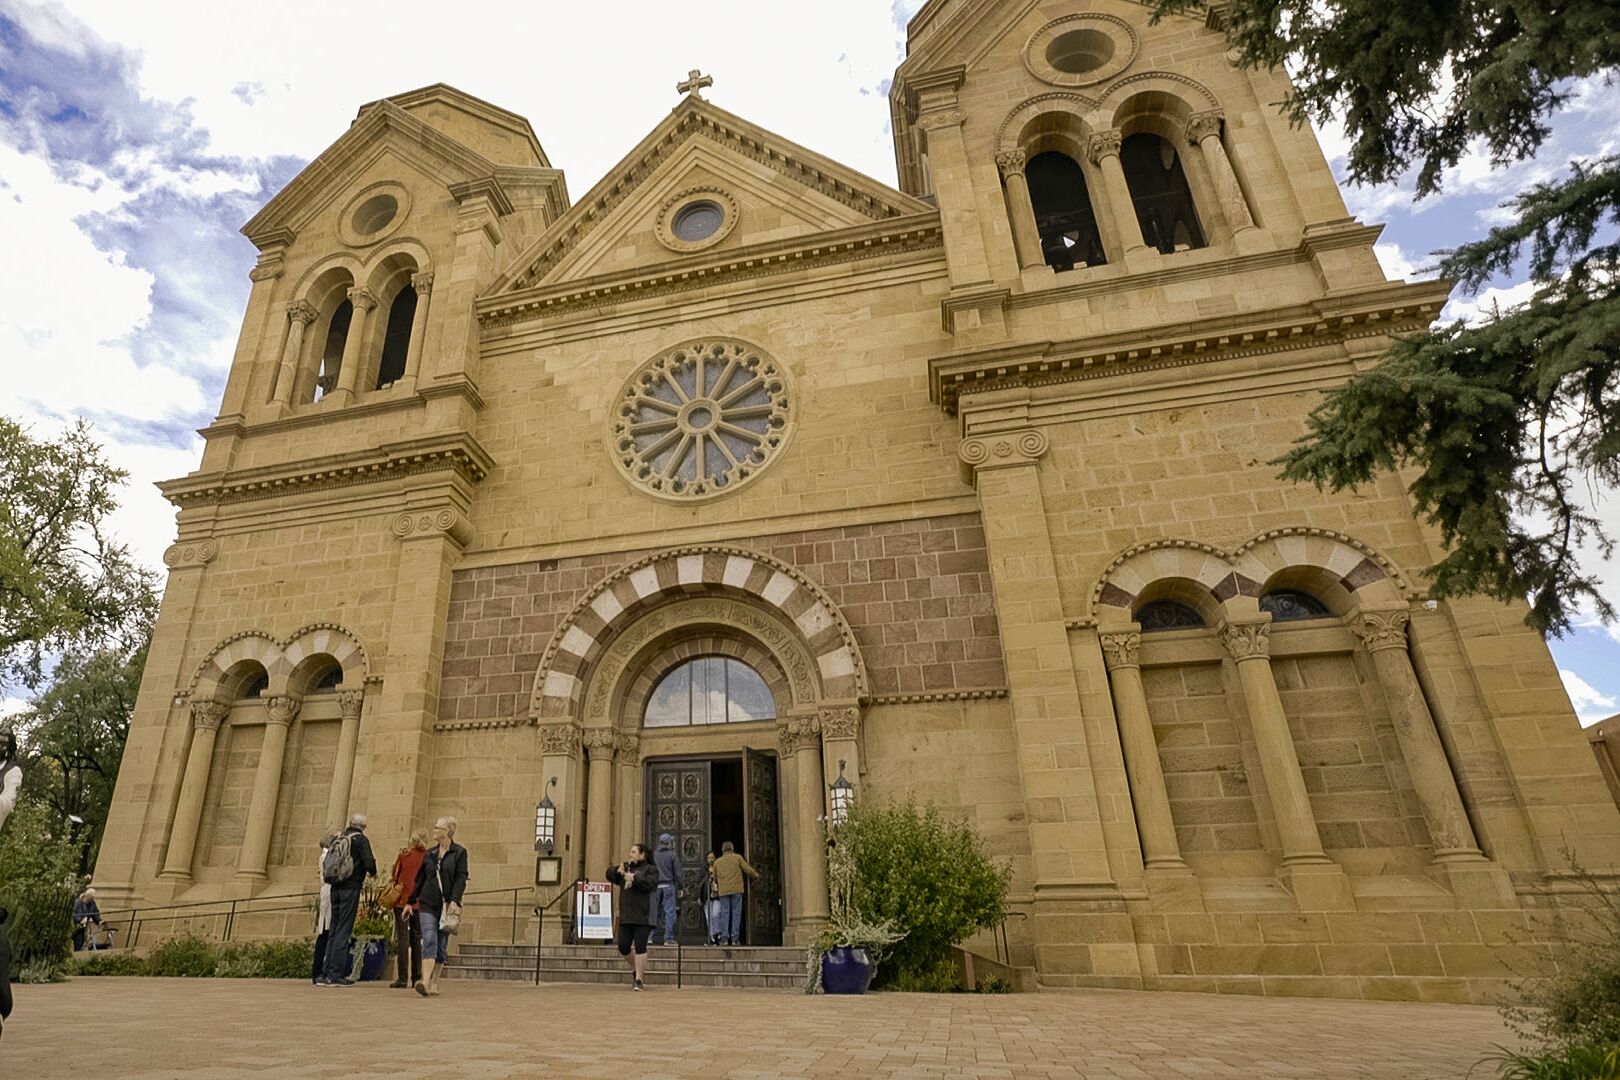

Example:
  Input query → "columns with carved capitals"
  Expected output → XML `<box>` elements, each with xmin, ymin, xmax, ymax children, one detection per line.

<box><xmin>1219</xmin><ymin>619</ymin><xmax>1331</xmax><ymax>867</ymax></box>
<box><xmin>402</xmin><ymin>271</ymin><xmax>434</xmax><ymax>384</ymax></box>
<box><xmin>583</xmin><ymin>729</ymin><xmax>618</xmax><ymax>883</ymax></box>
<box><xmin>159</xmin><ymin>701</ymin><xmax>229</xmax><ymax>879</ymax></box>
<box><xmin>331</xmin><ymin>285</ymin><xmax>377</xmax><ymax>401</ymax></box>
<box><xmin>996</xmin><ymin>150</ymin><xmax>1044</xmax><ymax>270</ymax></box>
<box><xmin>537</xmin><ymin>721</ymin><xmax>586</xmax><ymax>879</ymax></box>
<box><xmin>780</xmin><ymin>715</ymin><xmax>829</xmax><ymax>922</ymax></box>
<box><xmin>238</xmin><ymin>695</ymin><xmax>300</xmax><ymax>882</ymax></box>
<box><xmin>1088</xmin><ymin>130</ymin><xmax>1150</xmax><ymax>260</ymax></box>
<box><xmin>1186</xmin><ymin>111</ymin><xmax>1257</xmax><ymax>236</ymax></box>
<box><xmin>324</xmin><ymin>690</ymin><xmax>365</xmax><ymax>831</ymax></box>
<box><xmin>271</xmin><ymin>301</ymin><xmax>319</xmax><ymax>406</ymax></box>
<box><xmin>1351</xmin><ymin>607</ymin><xmax>1486</xmax><ymax>862</ymax></box>
<box><xmin>1100</xmin><ymin>630</ymin><xmax>1186</xmax><ymax>870</ymax></box>
<box><xmin>818</xmin><ymin>705</ymin><xmax>861</xmax><ymax>809</ymax></box>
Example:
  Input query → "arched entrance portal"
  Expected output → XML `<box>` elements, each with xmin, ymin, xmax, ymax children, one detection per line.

<box><xmin>529</xmin><ymin>548</ymin><xmax>867</xmax><ymax>946</ymax></box>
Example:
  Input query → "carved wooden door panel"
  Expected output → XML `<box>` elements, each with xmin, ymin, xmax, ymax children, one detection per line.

<box><xmin>742</xmin><ymin>748</ymin><xmax>783</xmax><ymax>946</ymax></box>
<box><xmin>646</xmin><ymin>759</ymin><xmax>710</xmax><ymax>944</ymax></box>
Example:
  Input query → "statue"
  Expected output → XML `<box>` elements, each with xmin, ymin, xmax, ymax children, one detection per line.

<box><xmin>0</xmin><ymin>726</ymin><xmax>21</xmax><ymax>834</ymax></box>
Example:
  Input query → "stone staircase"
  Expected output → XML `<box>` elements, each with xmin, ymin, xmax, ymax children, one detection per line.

<box><xmin>445</xmin><ymin>942</ymin><xmax>807</xmax><ymax>990</ymax></box>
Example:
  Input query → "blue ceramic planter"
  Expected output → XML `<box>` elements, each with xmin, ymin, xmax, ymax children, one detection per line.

<box><xmin>820</xmin><ymin>945</ymin><xmax>875</xmax><ymax>994</ymax></box>
<box><xmin>359</xmin><ymin>939</ymin><xmax>389</xmax><ymax>981</ymax></box>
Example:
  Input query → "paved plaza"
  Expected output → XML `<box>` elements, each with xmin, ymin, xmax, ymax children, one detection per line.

<box><xmin>2</xmin><ymin>977</ymin><xmax>1521</xmax><ymax>1079</ymax></box>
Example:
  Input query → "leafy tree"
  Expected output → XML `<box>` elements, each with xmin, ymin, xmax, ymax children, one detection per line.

<box><xmin>0</xmin><ymin>416</ymin><xmax>158</xmax><ymax>686</ymax></box>
<box><xmin>1145</xmin><ymin>0</ymin><xmax>1620</xmax><ymax>634</ymax></box>
<box><xmin>0</xmin><ymin>797</ymin><xmax>80</xmax><ymax>969</ymax></box>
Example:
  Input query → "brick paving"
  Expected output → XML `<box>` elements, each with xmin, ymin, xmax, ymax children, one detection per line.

<box><xmin>2</xmin><ymin>978</ymin><xmax>1520</xmax><ymax>1079</ymax></box>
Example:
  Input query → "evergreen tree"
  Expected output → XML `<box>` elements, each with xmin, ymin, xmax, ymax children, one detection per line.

<box><xmin>1146</xmin><ymin>0</ymin><xmax>1620</xmax><ymax>633</ymax></box>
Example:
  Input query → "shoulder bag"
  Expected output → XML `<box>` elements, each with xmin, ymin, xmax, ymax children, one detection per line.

<box><xmin>435</xmin><ymin>850</ymin><xmax>461</xmax><ymax>934</ymax></box>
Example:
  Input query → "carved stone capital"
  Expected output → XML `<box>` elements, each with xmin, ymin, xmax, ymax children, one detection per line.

<box><xmin>337</xmin><ymin>689</ymin><xmax>364</xmax><ymax>721</ymax></box>
<box><xmin>248</xmin><ymin>253</ymin><xmax>284</xmax><ymax>282</ymax></box>
<box><xmin>537</xmin><ymin>721</ymin><xmax>581</xmax><ymax>757</ymax></box>
<box><xmin>287</xmin><ymin>300</ymin><xmax>319</xmax><ymax>326</ymax></box>
<box><xmin>1087</xmin><ymin>129</ymin><xmax>1123</xmax><ymax>165</ymax></box>
<box><xmin>958</xmin><ymin>429</ymin><xmax>1049</xmax><ymax>472</ymax></box>
<box><xmin>346</xmin><ymin>285</ymin><xmax>378</xmax><ymax>311</ymax></box>
<box><xmin>818</xmin><ymin>706</ymin><xmax>859</xmax><ymax>741</ymax></box>
<box><xmin>191</xmin><ymin>701</ymin><xmax>230</xmax><ymax>732</ymax></box>
<box><xmin>163</xmin><ymin>539</ymin><xmax>218</xmax><ymax>569</ymax></box>
<box><xmin>995</xmin><ymin>149</ymin><xmax>1027</xmax><ymax>178</ymax></box>
<box><xmin>1099</xmin><ymin>630</ymin><xmax>1141</xmax><ymax>671</ymax></box>
<box><xmin>1219</xmin><ymin>619</ymin><xmax>1271</xmax><ymax>662</ymax></box>
<box><xmin>1186</xmin><ymin>110</ymin><xmax>1224</xmax><ymax>145</ymax></box>
<box><xmin>265</xmin><ymin>695</ymin><xmax>301</xmax><ymax>726</ymax></box>
<box><xmin>583</xmin><ymin>728</ymin><xmax>617</xmax><ymax>761</ymax></box>
<box><xmin>777</xmin><ymin>716</ymin><xmax>822</xmax><ymax>756</ymax></box>
<box><xmin>616</xmin><ymin>733</ymin><xmax>640</xmax><ymax>766</ymax></box>
<box><xmin>411</xmin><ymin>270</ymin><xmax>435</xmax><ymax>295</ymax></box>
<box><xmin>390</xmin><ymin>508</ymin><xmax>473</xmax><ymax>546</ymax></box>
<box><xmin>916</xmin><ymin>108</ymin><xmax>967</xmax><ymax>132</ymax></box>
<box><xmin>1352</xmin><ymin>608</ymin><xmax>1411</xmax><ymax>653</ymax></box>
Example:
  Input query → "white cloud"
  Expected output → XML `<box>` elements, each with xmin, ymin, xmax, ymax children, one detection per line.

<box><xmin>1560</xmin><ymin>669</ymin><xmax>1618</xmax><ymax>726</ymax></box>
<box><xmin>1374</xmin><ymin>242</ymin><xmax>1428</xmax><ymax>282</ymax></box>
<box><xmin>1440</xmin><ymin>279</ymin><xmax>1539</xmax><ymax>325</ymax></box>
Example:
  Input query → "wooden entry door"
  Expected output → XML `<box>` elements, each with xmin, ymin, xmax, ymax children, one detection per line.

<box><xmin>646</xmin><ymin>759</ymin><xmax>710</xmax><ymax>943</ymax></box>
<box><xmin>743</xmin><ymin>748</ymin><xmax>783</xmax><ymax>946</ymax></box>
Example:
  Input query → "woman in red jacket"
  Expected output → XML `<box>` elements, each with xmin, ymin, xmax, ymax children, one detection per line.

<box><xmin>388</xmin><ymin>829</ymin><xmax>427</xmax><ymax>988</ymax></box>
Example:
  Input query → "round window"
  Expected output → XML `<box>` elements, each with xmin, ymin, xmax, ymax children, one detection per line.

<box><xmin>351</xmin><ymin>193</ymin><xmax>399</xmax><ymax>236</ymax></box>
<box><xmin>671</xmin><ymin>200</ymin><xmax>724</xmax><ymax>243</ymax></box>
<box><xmin>1046</xmin><ymin>28</ymin><xmax>1115</xmax><ymax>74</ymax></box>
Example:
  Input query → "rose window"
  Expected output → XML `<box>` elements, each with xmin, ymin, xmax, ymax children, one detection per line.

<box><xmin>610</xmin><ymin>339</ymin><xmax>792</xmax><ymax>500</ymax></box>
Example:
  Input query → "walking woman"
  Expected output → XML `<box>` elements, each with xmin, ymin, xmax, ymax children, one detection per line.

<box><xmin>605</xmin><ymin>842</ymin><xmax>658</xmax><ymax>990</ymax></box>
<box><xmin>408</xmin><ymin>816</ymin><xmax>467</xmax><ymax>997</ymax></box>
<box><xmin>388</xmin><ymin>829</ymin><xmax>427</xmax><ymax>988</ymax></box>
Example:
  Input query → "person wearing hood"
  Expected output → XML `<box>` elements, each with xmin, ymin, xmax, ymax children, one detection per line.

<box><xmin>652</xmin><ymin>832</ymin><xmax>683</xmax><ymax>945</ymax></box>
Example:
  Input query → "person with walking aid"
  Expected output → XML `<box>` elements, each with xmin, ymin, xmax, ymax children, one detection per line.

<box><xmin>318</xmin><ymin>813</ymin><xmax>376</xmax><ymax>987</ymax></box>
<box><xmin>652</xmin><ymin>831</ymin><xmax>682</xmax><ymax>945</ymax></box>
<box><xmin>387</xmin><ymin>828</ymin><xmax>427</xmax><ymax>988</ymax></box>
<box><xmin>605</xmin><ymin>842</ymin><xmax>658</xmax><ymax>990</ymax></box>
<box><xmin>409</xmin><ymin>816</ymin><xmax>468</xmax><ymax>997</ymax></box>
<box><xmin>711</xmin><ymin>840</ymin><xmax>758</xmax><ymax>946</ymax></box>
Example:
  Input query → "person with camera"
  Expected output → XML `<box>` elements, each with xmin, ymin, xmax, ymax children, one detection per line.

<box><xmin>605</xmin><ymin>842</ymin><xmax>658</xmax><ymax>990</ymax></box>
<box><xmin>409</xmin><ymin>815</ymin><xmax>467</xmax><ymax>997</ymax></box>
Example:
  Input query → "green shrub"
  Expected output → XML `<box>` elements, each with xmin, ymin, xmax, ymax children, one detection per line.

<box><xmin>70</xmin><ymin>951</ymin><xmax>148</xmax><ymax>976</ymax></box>
<box><xmin>213</xmin><ymin>949</ymin><xmax>265</xmax><ymax>979</ymax></box>
<box><xmin>976</xmin><ymin>975</ymin><xmax>1013</xmax><ymax>994</ymax></box>
<box><xmin>837</xmin><ymin>799</ymin><xmax>1011</xmax><ymax>988</ymax></box>
<box><xmin>146</xmin><ymin>935</ymin><xmax>219</xmax><ymax>977</ymax></box>
<box><xmin>888</xmin><ymin>958</ymin><xmax>961</xmax><ymax>993</ymax></box>
<box><xmin>244</xmin><ymin>938</ymin><xmax>315</xmax><ymax>979</ymax></box>
<box><xmin>0</xmin><ymin>800</ymin><xmax>80</xmax><ymax>968</ymax></box>
<box><xmin>1487</xmin><ymin>1043</ymin><xmax>1620</xmax><ymax>1080</ymax></box>
<box><xmin>15</xmin><ymin>958</ymin><xmax>67</xmax><ymax>983</ymax></box>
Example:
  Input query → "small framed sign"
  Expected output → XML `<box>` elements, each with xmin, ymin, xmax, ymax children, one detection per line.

<box><xmin>575</xmin><ymin>880</ymin><xmax>614</xmax><ymax>941</ymax></box>
<box><xmin>535</xmin><ymin>855</ymin><xmax>563</xmax><ymax>887</ymax></box>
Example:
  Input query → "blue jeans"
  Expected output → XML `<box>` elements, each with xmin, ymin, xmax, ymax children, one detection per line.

<box><xmin>418</xmin><ymin>908</ymin><xmax>450</xmax><ymax>964</ymax></box>
<box><xmin>656</xmin><ymin>884</ymin><xmax>678</xmax><ymax>943</ymax></box>
<box><xmin>717</xmin><ymin>893</ymin><xmax>743</xmax><ymax>944</ymax></box>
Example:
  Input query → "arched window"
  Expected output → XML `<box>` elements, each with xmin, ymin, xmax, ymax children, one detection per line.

<box><xmin>374</xmin><ymin>287</ymin><xmax>416</xmax><ymax>389</ymax></box>
<box><xmin>1027</xmin><ymin>151</ymin><xmax>1107</xmax><ymax>271</ymax></box>
<box><xmin>311</xmin><ymin>664</ymin><xmax>342</xmax><ymax>693</ymax></box>
<box><xmin>1120</xmin><ymin>133</ymin><xmax>1206</xmax><ymax>255</ymax></box>
<box><xmin>1135</xmin><ymin>600</ymin><xmax>1206</xmax><ymax>632</ymax></box>
<box><xmin>643</xmin><ymin>657</ymin><xmax>777</xmax><ymax>728</ymax></box>
<box><xmin>317</xmin><ymin>299</ymin><xmax>353</xmax><ymax>399</ymax></box>
<box><xmin>1259</xmin><ymin>590</ymin><xmax>1332</xmax><ymax>622</ymax></box>
<box><xmin>240</xmin><ymin>671</ymin><xmax>269</xmax><ymax>700</ymax></box>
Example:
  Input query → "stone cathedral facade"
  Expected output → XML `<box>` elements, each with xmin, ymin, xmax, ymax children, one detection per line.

<box><xmin>97</xmin><ymin>0</ymin><xmax>1620</xmax><ymax>1000</ymax></box>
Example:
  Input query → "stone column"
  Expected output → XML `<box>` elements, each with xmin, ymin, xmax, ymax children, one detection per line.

<box><xmin>583</xmin><ymin>729</ymin><xmax>617</xmax><ymax>881</ymax></box>
<box><xmin>538</xmin><ymin>721</ymin><xmax>587</xmax><ymax>881</ymax></box>
<box><xmin>324</xmin><ymin>690</ymin><xmax>364</xmax><ymax>832</ymax></box>
<box><xmin>1186</xmin><ymin>111</ymin><xmax>1257</xmax><ymax>235</ymax></box>
<box><xmin>1219</xmin><ymin>619</ymin><xmax>1329</xmax><ymax>866</ymax></box>
<box><xmin>158</xmin><ymin>701</ymin><xmax>229</xmax><ymax>880</ymax></box>
<box><xmin>271</xmin><ymin>302</ymin><xmax>318</xmax><ymax>407</ymax></box>
<box><xmin>613</xmin><ymin>734</ymin><xmax>641</xmax><ymax>862</ymax></box>
<box><xmin>401</xmin><ymin>271</ymin><xmax>434</xmax><ymax>385</ymax></box>
<box><xmin>781</xmin><ymin>716</ymin><xmax>829</xmax><ymax>923</ymax></box>
<box><xmin>1088</xmin><ymin>130</ymin><xmax>1150</xmax><ymax>260</ymax></box>
<box><xmin>996</xmin><ymin>150</ymin><xmax>1044</xmax><ymax>270</ymax></box>
<box><xmin>329</xmin><ymin>285</ymin><xmax>377</xmax><ymax>403</ymax></box>
<box><xmin>1099</xmin><ymin>630</ymin><xmax>1186</xmax><ymax>871</ymax></box>
<box><xmin>1351</xmin><ymin>607</ymin><xmax>1486</xmax><ymax>862</ymax></box>
<box><xmin>238</xmin><ymin>694</ymin><xmax>299</xmax><ymax>882</ymax></box>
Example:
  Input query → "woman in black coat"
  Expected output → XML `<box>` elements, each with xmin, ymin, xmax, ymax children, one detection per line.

<box><xmin>408</xmin><ymin>815</ymin><xmax>468</xmax><ymax>997</ymax></box>
<box><xmin>605</xmin><ymin>842</ymin><xmax>658</xmax><ymax>991</ymax></box>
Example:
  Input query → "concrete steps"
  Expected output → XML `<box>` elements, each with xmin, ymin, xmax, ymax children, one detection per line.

<box><xmin>446</xmin><ymin>942</ymin><xmax>807</xmax><ymax>989</ymax></box>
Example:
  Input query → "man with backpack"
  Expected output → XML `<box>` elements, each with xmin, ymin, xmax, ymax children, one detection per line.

<box><xmin>318</xmin><ymin>812</ymin><xmax>376</xmax><ymax>987</ymax></box>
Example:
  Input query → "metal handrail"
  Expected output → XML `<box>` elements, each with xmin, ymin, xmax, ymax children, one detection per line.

<box><xmin>995</xmin><ymin>910</ymin><xmax>1028</xmax><ymax>965</ymax></box>
<box><xmin>532</xmin><ymin>879</ymin><xmax>586</xmax><ymax>985</ymax></box>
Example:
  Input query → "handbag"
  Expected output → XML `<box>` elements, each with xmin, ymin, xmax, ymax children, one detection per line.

<box><xmin>377</xmin><ymin>878</ymin><xmax>404</xmax><ymax>910</ymax></box>
<box><xmin>435</xmin><ymin>851</ymin><xmax>461</xmax><ymax>934</ymax></box>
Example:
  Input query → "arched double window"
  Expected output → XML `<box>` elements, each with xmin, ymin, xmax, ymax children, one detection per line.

<box><xmin>1120</xmin><ymin>133</ymin><xmax>1206</xmax><ymax>255</ymax></box>
<box><xmin>1027</xmin><ymin>151</ymin><xmax>1107</xmax><ymax>271</ymax></box>
<box><xmin>1259</xmin><ymin>590</ymin><xmax>1332</xmax><ymax>623</ymax></box>
<box><xmin>315</xmin><ymin>299</ymin><xmax>353</xmax><ymax>400</ymax></box>
<box><xmin>374</xmin><ymin>286</ymin><xmax>417</xmax><ymax>389</ymax></box>
<box><xmin>1135</xmin><ymin>600</ymin><xmax>1206</xmax><ymax>632</ymax></box>
<box><xmin>643</xmin><ymin>657</ymin><xmax>777</xmax><ymax>728</ymax></box>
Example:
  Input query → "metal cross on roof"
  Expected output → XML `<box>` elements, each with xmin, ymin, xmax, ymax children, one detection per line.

<box><xmin>676</xmin><ymin>69</ymin><xmax>713</xmax><ymax>100</ymax></box>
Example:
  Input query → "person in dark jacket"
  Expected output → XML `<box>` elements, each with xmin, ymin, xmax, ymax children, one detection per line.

<box><xmin>652</xmin><ymin>832</ymin><xmax>682</xmax><ymax>945</ymax></box>
<box><xmin>0</xmin><ymin>904</ymin><xmax>13</xmax><ymax>1042</ymax></box>
<box><xmin>408</xmin><ymin>815</ymin><xmax>468</xmax><ymax>997</ymax></box>
<box><xmin>72</xmin><ymin>887</ymin><xmax>102</xmax><ymax>950</ymax></box>
<box><xmin>318</xmin><ymin>812</ymin><xmax>377</xmax><ymax>987</ymax></box>
<box><xmin>605</xmin><ymin>842</ymin><xmax>658</xmax><ymax>990</ymax></box>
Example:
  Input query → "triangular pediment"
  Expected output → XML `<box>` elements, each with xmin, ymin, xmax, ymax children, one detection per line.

<box><xmin>485</xmin><ymin>97</ymin><xmax>933</xmax><ymax>295</ymax></box>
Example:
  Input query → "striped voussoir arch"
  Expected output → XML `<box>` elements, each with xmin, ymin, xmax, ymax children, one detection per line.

<box><xmin>186</xmin><ymin>623</ymin><xmax>371</xmax><ymax>702</ymax></box>
<box><xmin>531</xmin><ymin>545</ymin><xmax>867</xmax><ymax>721</ymax></box>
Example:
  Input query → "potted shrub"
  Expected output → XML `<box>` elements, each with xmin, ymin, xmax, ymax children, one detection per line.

<box><xmin>805</xmin><ymin>822</ymin><xmax>901</xmax><ymax>995</ymax></box>
<box><xmin>350</xmin><ymin>883</ymin><xmax>393</xmax><ymax>982</ymax></box>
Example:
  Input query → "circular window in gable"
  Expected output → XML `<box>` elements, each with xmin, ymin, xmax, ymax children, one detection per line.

<box><xmin>338</xmin><ymin>182</ymin><xmax>410</xmax><ymax>247</ymax></box>
<box><xmin>1024</xmin><ymin>14</ymin><xmax>1137</xmax><ymax>87</ymax></box>
<box><xmin>655</xmin><ymin>187</ymin><xmax>739</xmax><ymax>253</ymax></box>
<box><xmin>609</xmin><ymin>338</ymin><xmax>793</xmax><ymax>502</ymax></box>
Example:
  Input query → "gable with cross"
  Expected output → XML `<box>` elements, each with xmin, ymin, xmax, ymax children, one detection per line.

<box><xmin>676</xmin><ymin>69</ymin><xmax>713</xmax><ymax>99</ymax></box>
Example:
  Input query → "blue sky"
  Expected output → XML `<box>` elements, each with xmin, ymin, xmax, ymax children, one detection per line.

<box><xmin>0</xmin><ymin>0</ymin><xmax>1616</xmax><ymax>721</ymax></box>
